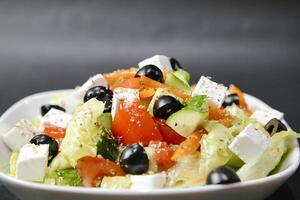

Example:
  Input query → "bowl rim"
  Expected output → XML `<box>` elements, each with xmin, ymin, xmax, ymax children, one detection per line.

<box><xmin>0</xmin><ymin>90</ymin><xmax>299</xmax><ymax>196</ymax></box>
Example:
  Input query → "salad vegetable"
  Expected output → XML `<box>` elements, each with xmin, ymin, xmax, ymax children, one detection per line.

<box><xmin>2</xmin><ymin>55</ymin><xmax>299</xmax><ymax>190</ymax></box>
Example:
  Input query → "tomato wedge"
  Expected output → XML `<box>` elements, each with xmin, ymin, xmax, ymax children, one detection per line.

<box><xmin>76</xmin><ymin>156</ymin><xmax>125</xmax><ymax>187</ymax></box>
<box><xmin>154</xmin><ymin>119</ymin><xmax>185</xmax><ymax>145</ymax></box>
<box><xmin>149</xmin><ymin>141</ymin><xmax>175</xmax><ymax>171</ymax></box>
<box><xmin>112</xmin><ymin>100</ymin><xmax>163</xmax><ymax>145</ymax></box>
<box><xmin>44</xmin><ymin>126</ymin><xmax>66</xmax><ymax>139</ymax></box>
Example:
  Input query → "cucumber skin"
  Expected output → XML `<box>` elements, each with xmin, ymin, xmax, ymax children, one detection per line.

<box><xmin>166</xmin><ymin>109</ymin><xmax>208</xmax><ymax>138</ymax></box>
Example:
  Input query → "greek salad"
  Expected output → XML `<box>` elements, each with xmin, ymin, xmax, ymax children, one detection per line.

<box><xmin>2</xmin><ymin>55</ymin><xmax>299</xmax><ymax>189</ymax></box>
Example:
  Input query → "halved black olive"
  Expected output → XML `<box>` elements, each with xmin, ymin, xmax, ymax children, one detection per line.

<box><xmin>119</xmin><ymin>143</ymin><xmax>149</xmax><ymax>175</ymax></box>
<box><xmin>170</xmin><ymin>57</ymin><xmax>182</xmax><ymax>70</ymax></box>
<box><xmin>264</xmin><ymin>118</ymin><xmax>287</xmax><ymax>136</ymax></box>
<box><xmin>222</xmin><ymin>93</ymin><xmax>239</xmax><ymax>107</ymax></box>
<box><xmin>206</xmin><ymin>166</ymin><xmax>241</xmax><ymax>185</ymax></box>
<box><xmin>41</xmin><ymin>105</ymin><xmax>66</xmax><ymax>116</ymax></box>
<box><xmin>83</xmin><ymin>86</ymin><xmax>113</xmax><ymax>112</ymax></box>
<box><xmin>135</xmin><ymin>65</ymin><xmax>163</xmax><ymax>83</ymax></box>
<box><xmin>153</xmin><ymin>95</ymin><xmax>184</xmax><ymax>120</ymax></box>
<box><xmin>30</xmin><ymin>134</ymin><xmax>59</xmax><ymax>160</ymax></box>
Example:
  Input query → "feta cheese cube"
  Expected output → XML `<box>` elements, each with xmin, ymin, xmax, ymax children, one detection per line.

<box><xmin>2</xmin><ymin>120</ymin><xmax>38</xmax><ymax>151</ymax></box>
<box><xmin>77</xmin><ymin>74</ymin><xmax>108</xmax><ymax>94</ymax></box>
<box><xmin>130</xmin><ymin>173</ymin><xmax>166</xmax><ymax>190</ymax></box>
<box><xmin>111</xmin><ymin>88</ymin><xmax>139</xmax><ymax>119</ymax></box>
<box><xmin>16</xmin><ymin>144</ymin><xmax>49</xmax><ymax>182</ymax></box>
<box><xmin>192</xmin><ymin>76</ymin><xmax>228</xmax><ymax>107</ymax></box>
<box><xmin>251</xmin><ymin>108</ymin><xmax>284</xmax><ymax>126</ymax></box>
<box><xmin>40</xmin><ymin>108</ymin><xmax>72</xmax><ymax>130</ymax></box>
<box><xmin>138</xmin><ymin>55</ymin><xmax>173</xmax><ymax>73</ymax></box>
<box><xmin>229</xmin><ymin>124</ymin><xmax>270</xmax><ymax>163</ymax></box>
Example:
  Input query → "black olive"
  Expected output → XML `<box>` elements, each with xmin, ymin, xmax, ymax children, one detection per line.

<box><xmin>153</xmin><ymin>95</ymin><xmax>184</xmax><ymax>120</ymax></box>
<box><xmin>135</xmin><ymin>65</ymin><xmax>163</xmax><ymax>83</ymax></box>
<box><xmin>83</xmin><ymin>86</ymin><xmax>113</xmax><ymax>112</ymax></box>
<box><xmin>119</xmin><ymin>143</ymin><xmax>149</xmax><ymax>175</ymax></box>
<box><xmin>41</xmin><ymin>105</ymin><xmax>66</xmax><ymax>116</ymax></box>
<box><xmin>264</xmin><ymin>118</ymin><xmax>287</xmax><ymax>136</ymax></box>
<box><xmin>206</xmin><ymin>166</ymin><xmax>241</xmax><ymax>185</ymax></box>
<box><xmin>30</xmin><ymin>134</ymin><xmax>59</xmax><ymax>160</ymax></box>
<box><xmin>222</xmin><ymin>93</ymin><xmax>239</xmax><ymax>107</ymax></box>
<box><xmin>170</xmin><ymin>57</ymin><xmax>182</xmax><ymax>70</ymax></box>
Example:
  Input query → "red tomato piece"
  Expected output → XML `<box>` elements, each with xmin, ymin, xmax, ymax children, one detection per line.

<box><xmin>154</xmin><ymin>119</ymin><xmax>185</xmax><ymax>145</ymax></box>
<box><xmin>112</xmin><ymin>100</ymin><xmax>163</xmax><ymax>145</ymax></box>
<box><xmin>44</xmin><ymin>126</ymin><xmax>66</xmax><ymax>139</ymax></box>
<box><xmin>76</xmin><ymin>156</ymin><xmax>125</xmax><ymax>187</ymax></box>
<box><xmin>149</xmin><ymin>141</ymin><xmax>176</xmax><ymax>171</ymax></box>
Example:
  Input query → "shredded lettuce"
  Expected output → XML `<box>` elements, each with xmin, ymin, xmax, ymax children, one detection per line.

<box><xmin>55</xmin><ymin>168</ymin><xmax>83</xmax><ymax>186</ymax></box>
<box><xmin>225</xmin><ymin>104</ymin><xmax>269</xmax><ymax>137</ymax></box>
<box><xmin>185</xmin><ymin>95</ymin><xmax>208</xmax><ymax>113</ymax></box>
<box><xmin>198</xmin><ymin>121</ymin><xmax>234</xmax><ymax>184</ymax></box>
<box><xmin>60</xmin><ymin>98</ymin><xmax>105</xmax><ymax>167</ymax></box>
<box><xmin>101</xmin><ymin>176</ymin><xmax>132</xmax><ymax>189</ymax></box>
<box><xmin>9</xmin><ymin>151</ymin><xmax>19</xmax><ymax>177</ymax></box>
<box><xmin>237</xmin><ymin>131</ymin><xmax>299</xmax><ymax>181</ymax></box>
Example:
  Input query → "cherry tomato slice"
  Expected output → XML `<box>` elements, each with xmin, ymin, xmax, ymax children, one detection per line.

<box><xmin>112</xmin><ymin>100</ymin><xmax>162</xmax><ymax>145</ymax></box>
<box><xmin>76</xmin><ymin>156</ymin><xmax>125</xmax><ymax>187</ymax></box>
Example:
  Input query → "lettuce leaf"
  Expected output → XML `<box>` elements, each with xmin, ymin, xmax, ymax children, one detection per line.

<box><xmin>237</xmin><ymin>131</ymin><xmax>299</xmax><ymax>181</ymax></box>
<box><xmin>225</xmin><ymin>104</ymin><xmax>269</xmax><ymax>137</ymax></box>
<box><xmin>60</xmin><ymin>98</ymin><xmax>105</xmax><ymax>167</ymax></box>
<box><xmin>198</xmin><ymin>121</ymin><xmax>234</xmax><ymax>184</ymax></box>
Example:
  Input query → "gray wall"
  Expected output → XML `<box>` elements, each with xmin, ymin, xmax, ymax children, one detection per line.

<box><xmin>0</xmin><ymin>1</ymin><xmax>299</xmax><ymax>199</ymax></box>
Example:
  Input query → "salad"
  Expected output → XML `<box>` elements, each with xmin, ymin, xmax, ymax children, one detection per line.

<box><xmin>1</xmin><ymin>55</ymin><xmax>299</xmax><ymax>190</ymax></box>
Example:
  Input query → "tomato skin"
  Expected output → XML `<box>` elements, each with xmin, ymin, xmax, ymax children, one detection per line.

<box><xmin>44</xmin><ymin>126</ymin><xmax>66</xmax><ymax>139</ymax></box>
<box><xmin>112</xmin><ymin>100</ymin><xmax>163</xmax><ymax>145</ymax></box>
<box><xmin>154</xmin><ymin>119</ymin><xmax>185</xmax><ymax>145</ymax></box>
<box><xmin>76</xmin><ymin>156</ymin><xmax>125</xmax><ymax>187</ymax></box>
<box><xmin>149</xmin><ymin>141</ymin><xmax>175</xmax><ymax>171</ymax></box>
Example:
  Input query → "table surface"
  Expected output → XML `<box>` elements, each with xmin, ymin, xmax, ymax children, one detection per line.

<box><xmin>0</xmin><ymin>0</ymin><xmax>299</xmax><ymax>199</ymax></box>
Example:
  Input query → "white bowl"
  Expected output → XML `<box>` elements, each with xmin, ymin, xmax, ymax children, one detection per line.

<box><xmin>0</xmin><ymin>90</ymin><xmax>299</xmax><ymax>200</ymax></box>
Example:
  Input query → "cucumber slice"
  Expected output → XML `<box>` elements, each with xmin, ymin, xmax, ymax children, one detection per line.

<box><xmin>97</xmin><ymin>132</ymin><xmax>118</xmax><ymax>161</ymax></box>
<box><xmin>166</xmin><ymin>109</ymin><xmax>208</xmax><ymax>137</ymax></box>
<box><xmin>165</xmin><ymin>73</ymin><xmax>191</xmax><ymax>94</ymax></box>
<box><xmin>97</xmin><ymin>113</ymin><xmax>112</xmax><ymax>131</ymax></box>
<box><xmin>173</xmin><ymin>69</ymin><xmax>191</xmax><ymax>83</ymax></box>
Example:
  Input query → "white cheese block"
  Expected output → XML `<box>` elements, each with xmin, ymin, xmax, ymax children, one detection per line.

<box><xmin>111</xmin><ymin>88</ymin><xmax>139</xmax><ymax>119</ymax></box>
<box><xmin>138</xmin><ymin>55</ymin><xmax>173</xmax><ymax>73</ymax></box>
<box><xmin>192</xmin><ymin>76</ymin><xmax>228</xmax><ymax>107</ymax></box>
<box><xmin>2</xmin><ymin>120</ymin><xmax>38</xmax><ymax>151</ymax></box>
<box><xmin>77</xmin><ymin>74</ymin><xmax>108</xmax><ymax>94</ymax></box>
<box><xmin>16</xmin><ymin>144</ymin><xmax>49</xmax><ymax>182</ymax></box>
<box><xmin>130</xmin><ymin>173</ymin><xmax>166</xmax><ymax>190</ymax></box>
<box><xmin>229</xmin><ymin>124</ymin><xmax>270</xmax><ymax>163</ymax></box>
<box><xmin>251</xmin><ymin>107</ymin><xmax>284</xmax><ymax>126</ymax></box>
<box><xmin>40</xmin><ymin>108</ymin><xmax>72</xmax><ymax>130</ymax></box>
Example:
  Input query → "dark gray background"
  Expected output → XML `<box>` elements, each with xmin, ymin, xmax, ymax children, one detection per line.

<box><xmin>0</xmin><ymin>0</ymin><xmax>299</xmax><ymax>199</ymax></box>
